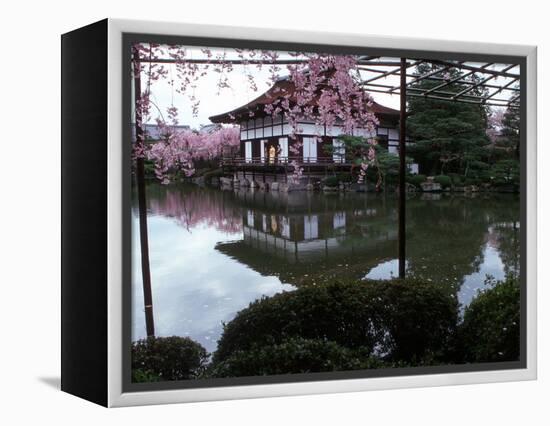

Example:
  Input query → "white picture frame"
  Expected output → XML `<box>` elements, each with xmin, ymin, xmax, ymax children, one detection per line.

<box><xmin>61</xmin><ymin>18</ymin><xmax>537</xmax><ymax>407</ymax></box>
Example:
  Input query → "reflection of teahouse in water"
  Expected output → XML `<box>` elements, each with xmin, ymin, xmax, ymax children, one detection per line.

<box><xmin>216</xmin><ymin>191</ymin><xmax>398</xmax><ymax>284</ymax></box>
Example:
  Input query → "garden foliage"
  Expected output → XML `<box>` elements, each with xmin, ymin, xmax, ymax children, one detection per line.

<box><xmin>132</xmin><ymin>336</ymin><xmax>209</xmax><ymax>382</ymax></box>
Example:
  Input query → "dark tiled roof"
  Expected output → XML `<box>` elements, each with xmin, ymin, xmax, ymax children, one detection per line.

<box><xmin>209</xmin><ymin>76</ymin><xmax>399</xmax><ymax>124</ymax></box>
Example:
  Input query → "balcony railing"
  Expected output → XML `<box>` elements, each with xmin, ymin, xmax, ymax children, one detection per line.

<box><xmin>222</xmin><ymin>156</ymin><xmax>351</xmax><ymax>167</ymax></box>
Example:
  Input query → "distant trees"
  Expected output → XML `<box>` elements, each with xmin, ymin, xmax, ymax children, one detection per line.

<box><xmin>487</xmin><ymin>103</ymin><xmax>520</xmax><ymax>157</ymax></box>
<box><xmin>500</xmin><ymin>105</ymin><xmax>520</xmax><ymax>157</ymax></box>
<box><xmin>407</xmin><ymin>63</ymin><xmax>491</xmax><ymax>177</ymax></box>
<box><xmin>484</xmin><ymin>104</ymin><xmax>521</xmax><ymax>189</ymax></box>
<box><xmin>406</xmin><ymin>64</ymin><xmax>521</xmax><ymax>188</ymax></box>
<box><xmin>323</xmin><ymin>136</ymin><xmax>413</xmax><ymax>188</ymax></box>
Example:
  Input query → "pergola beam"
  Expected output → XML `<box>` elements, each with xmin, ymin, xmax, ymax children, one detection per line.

<box><xmin>359</xmin><ymin>60</ymin><xmax>422</xmax><ymax>85</ymax></box>
<box><xmin>357</xmin><ymin>60</ymin><xmax>417</xmax><ymax>67</ymax></box>
<box><xmin>484</xmin><ymin>78</ymin><xmax>520</xmax><ymax>102</ymax></box>
<box><xmin>362</xmin><ymin>83</ymin><xmax>492</xmax><ymax>101</ymax></box>
<box><xmin>427</xmin><ymin>59</ymin><xmax>519</xmax><ymax>79</ymax></box>
<box><xmin>422</xmin><ymin>75</ymin><xmax>520</xmax><ymax>92</ymax></box>
<box><xmin>362</xmin><ymin>87</ymin><xmax>516</xmax><ymax>107</ymax></box>
<box><xmin>451</xmin><ymin>63</ymin><xmax>517</xmax><ymax>100</ymax></box>
<box><xmin>422</xmin><ymin>63</ymin><xmax>492</xmax><ymax>96</ymax></box>
<box><xmin>136</xmin><ymin>58</ymin><xmax>311</xmax><ymax>65</ymax></box>
<box><xmin>133</xmin><ymin>51</ymin><xmax>155</xmax><ymax>338</ymax></box>
<box><xmin>134</xmin><ymin>54</ymin><xmax>520</xmax><ymax>108</ymax></box>
<box><xmin>391</xmin><ymin>62</ymin><xmax>459</xmax><ymax>92</ymax></box>
<box><xmin>358</xmin><ymin>59</ymin><xmax>519</xmax><ymax>107</ymax></box>
<box><xmin>398</xmin><ymin>58</ymin><xmax>407</xmax><ymax>279</ymax></box>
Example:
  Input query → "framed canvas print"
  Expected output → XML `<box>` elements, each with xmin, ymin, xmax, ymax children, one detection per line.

<box><xmin>61</xmin><ymin>18</ymin><xmax>537</xmax><ymax>407</ymax></box>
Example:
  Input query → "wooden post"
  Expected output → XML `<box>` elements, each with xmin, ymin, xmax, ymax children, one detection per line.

<box><xmin>133</xmin><ymin>51</ymin><xmax>155</xmax><ymax>337</ymax></box>
<box><xmin>398</xmin><ymin>57</ymin><xmax>407</xmax><ymax>279</ymax></box>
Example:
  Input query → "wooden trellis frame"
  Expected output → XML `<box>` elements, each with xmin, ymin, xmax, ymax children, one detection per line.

<box><xmin>356</xmin><ymin>57</ymin><xmax>520</xmax><ymax>109</ymax></box>
<box><xmin>133</xmin><ymin>51</ymin><xmax>521</xmax><ymax>309</ymax></box>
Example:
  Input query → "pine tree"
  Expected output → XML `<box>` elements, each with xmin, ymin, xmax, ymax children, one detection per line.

<box><xmin>407</xmin><ymin>63</ymin><xmax>490</xmax><ymax>177</ymax></box>
<box><xmin>500</xmin><ymin>105</ymin><xmax>520</xmax><ymax>158</ymax></box>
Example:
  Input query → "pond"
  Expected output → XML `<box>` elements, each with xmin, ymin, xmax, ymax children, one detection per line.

<box><xmin>132</xmin><ymin>184</ymin><xmax>520</xmax><ymax>353</ymax></box>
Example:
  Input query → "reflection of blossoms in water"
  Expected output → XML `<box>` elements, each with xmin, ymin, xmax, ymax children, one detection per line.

<box><xmin>148</xmin><ymin>188</ymin><xmax>243</xmax><ymax>235</ymax></box>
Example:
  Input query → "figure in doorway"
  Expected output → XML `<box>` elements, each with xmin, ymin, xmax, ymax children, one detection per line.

<box><xmin>268</xmin><ymin>145</ymin><xmax>276</xmax><ymax>164</ymax></box>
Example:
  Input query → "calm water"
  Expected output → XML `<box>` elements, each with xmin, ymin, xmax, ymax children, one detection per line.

<box><xmin>132</xmin><ymin>184</ymin><xmax>520</xmax><ymax>353</ymax></box>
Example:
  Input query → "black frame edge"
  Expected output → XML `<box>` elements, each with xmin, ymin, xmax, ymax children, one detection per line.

<box><xmin>61</xmin><ymin>18</ymin><xmax>109</xmax><ymax>407</ymax></box>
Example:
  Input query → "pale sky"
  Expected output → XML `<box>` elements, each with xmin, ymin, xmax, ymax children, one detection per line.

<box><xmin>140</xmin><ymin>47</ymin><xmax>513</xmax><ymax>129</ymax></box>
<box><xmin>141</xmin><ymin>46</ymin><xmax>402</xmax><ymax>129</ymax></box>
<box><xmin>145</xmin><ymin>69</ymin><xmax>402</xmax><ymax>129</ymax></box>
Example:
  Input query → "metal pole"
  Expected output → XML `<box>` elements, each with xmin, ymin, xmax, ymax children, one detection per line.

<box><xmin>398</xmin><ymin>57</ymin><xmax>407</xmax><ymax>279</ymax></box>
<box><xmin>133</xmin><ymin>51</ymin><xmax>155</xmax><ymax>337</ymax></box>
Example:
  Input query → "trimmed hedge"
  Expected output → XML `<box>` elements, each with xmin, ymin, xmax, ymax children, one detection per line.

<box><xmin>132</xmin><ymin>368</ymin><xmax>161</xmax><ymax>383</ymax></box>
<box><xmin>464</xmin><ymin>177</ymin><xmax>482</xmax><ymax>186</ymax></box>
<box><xmin>132</xmin><ymin>336</ymin><xmax>209</xmax><ymax>381</ymax></box>
<box><xmin>448</xmin><ymin>173</ymin><xmax>463</xmax><ymax>186</ymax></box>
<box><xmin>213</xmin><ymin>279</ymin><xmax>458</xmax><ymax>365</ymax></box>
<box><xmin>460</xmin><ymin>277</ymin><xmax>520</xmax><ymax>363</ymax></box>
<box><xmin>130</xmin><ymin>278</ymin><xmax>521</xmax><ymax>381</ymax></box>
<box><xmin>489</xmin><ymin>160</ymin><xmax>520</xmax><ymax>188</ymax></box>
<box><xmin>407</xmin><ymin>174</ymin><xmax>427</xmax><ymax>187</ymax></box>
<box><xmin>336</xmin><ymin>172</ymin><xmax>353</xmax><ymax>183</ymax></box>
<box><xmin>433</xmin><ymin>175</ymin><xmax>452</xmax><ymax>189</ymax></box>
<box><xmin>323</xmin><ymin>176</ymin><xmax>339</xmax><ymax>187</ymax></box>
<box><xmin>209</xmin><ymin>338</ymin><xmax>386</xmax><ymax>377</ymax></box>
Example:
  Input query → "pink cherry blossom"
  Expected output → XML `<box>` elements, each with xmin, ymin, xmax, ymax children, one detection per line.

<box><xmin>132</xmin><ymin>43</ymin><xmax>379</xmax><ymax>184</ymax></box>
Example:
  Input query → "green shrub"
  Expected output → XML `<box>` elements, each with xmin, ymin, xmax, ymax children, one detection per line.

<box><xmin>132</xmin><ymin>336</ymin><xmax>209</xmax><ymax>381</ymax></box>
<box><xmin>323</xmin><ymin>176</ymin><xmax>339</xmax><ymax>187</ymax></box>
<box><xmin>460</xmin><ymin>277</ymin><xmax>520</xmax><ymax>363</ymax></box>
<box><xmin>489</xmin><ymin>160</ymin><xmax>520</xmax><ymax>188</ymax></box>
<box><xmin>213</xmin><ymin>279</ymin><xmax>458</xmax><ymax>365</ymax></box>
<box><xmin>336</xmin><ymin>172</ymin><xmax>353</xmax><ymax>183</ymax></box>
<box><xmin>434</xmin><ymin>175</ymin><xmax>452</xmax><ymax>189</ymax></box>
<box><xmin>143</xmin><ymin>159</ymin><xmax>156</xmax><ymax>178</ymax></box>
<box><xmin>448</xmin><ymin>173</ymin><xmax>464</xmax><ymax>186</ymax></box>
<box><xmin>131</xmin><ymin>368</ymin><xmax>161</xmax><ymax>383</ymax></box>
<box><xmin>209</xmin><ymin>338</ymin><xmax>387</xmax><ymax>378</ymax></box>
<box><xmin>407</xmin><ymin>174</ymin><xmax>427</xmax><ymax>187</ymax></box>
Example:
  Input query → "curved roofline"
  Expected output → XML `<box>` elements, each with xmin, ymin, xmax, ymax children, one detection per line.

<box><xmin>209</xmin><ymin>77</ymin><xmax>399</xmax><ymax>124</ymax></box>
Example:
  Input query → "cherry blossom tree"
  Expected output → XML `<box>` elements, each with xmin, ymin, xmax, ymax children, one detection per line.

<box><xmin>132</xmin><ymin>43</ymin><xmax>380</xmax><ymax>184</ymax></box>
<box><xmin>146</xmin><ymin>125</ymin><xmax>240</xmax><ymax>184</ymax></box>
<box><xmin>486</xmin><ymin>108</ymin><xmax>505</xmax><ymax>144</ymax></box>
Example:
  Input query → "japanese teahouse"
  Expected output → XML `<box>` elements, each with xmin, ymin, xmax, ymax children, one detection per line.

<box><xmin>209</xmin><ymin>76</ymin><xmax>417</xmax><ymax>173</ymax></box>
